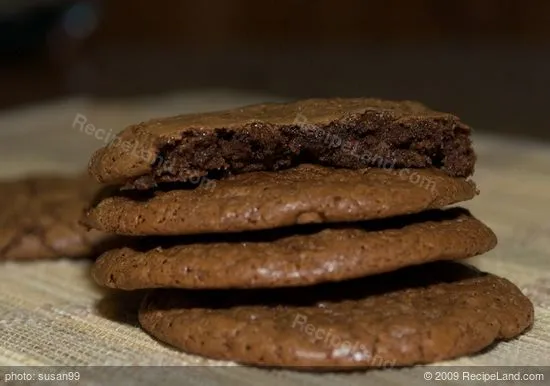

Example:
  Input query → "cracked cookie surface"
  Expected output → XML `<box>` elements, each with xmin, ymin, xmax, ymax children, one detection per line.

<box><xmin>92</xmin><ymin>208</ymin><xmax>497</xmax><ymax>289</ymax></box>
<box><xmin>84</xmin><ymin>164</ymin><xmax>477</xmax><ymax>236</ymax></box>
<box><xmin>139</xmin><ymin>261</ymin><xmax>534</xmax><ymax>369</ymax></box>
<box><xmin>88</xmin><ymin>98</ymin><xmax>475</xmax><ymax>189</ymax></box>
<box><xmin>0</xmin><ymin>174</ymin><xmax>114</xmax><ymax>260</ymax></box>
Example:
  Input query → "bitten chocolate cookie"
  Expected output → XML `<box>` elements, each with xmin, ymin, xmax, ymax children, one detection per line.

<box><xmin>84</xmin><ymin>164</ymin><xmax>477</xmax><ymax>236</ymax></box>
<box><xmin>88</xmin><ymin>98</ymin><xmax>475</xmax><ymax>189</ymax></box>
<box><xmin>92</xmin><ymin>208</ymin><xmax>497</xmax><ymax>290</ymax></box>
<box><xmin>0</xmin><ymin>174</ymin><xmax>114</xmax><ymax>260</ymax></box>
<box><xmin>139</xmin><ymin>261</ymin><xmax>534</xmax><ymax>369</ymax></box>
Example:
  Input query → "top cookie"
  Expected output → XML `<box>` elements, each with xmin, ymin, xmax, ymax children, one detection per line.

<box><xmin>88</xmin><ymin>98</ymin><xmax>475</xmax><ymax>189</ymax></box>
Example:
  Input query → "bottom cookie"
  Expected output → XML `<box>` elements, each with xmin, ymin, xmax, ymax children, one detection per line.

<box><xmin>139</xmin><ymin>261</ymin><xmax>533</xmax><ymax>369</ymax></box>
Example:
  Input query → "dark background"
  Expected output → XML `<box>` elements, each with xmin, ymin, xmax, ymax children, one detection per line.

<box><xmin>1</xmin><ymin>0</ymin><xmax>549</xmax><ymax>140</ymax></box>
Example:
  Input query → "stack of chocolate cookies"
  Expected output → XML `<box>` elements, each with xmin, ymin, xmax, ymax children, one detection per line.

<box><xmin>84</xmin><ymin>99</ymin><xmax>533</xmax><ymax>369</ymax></box>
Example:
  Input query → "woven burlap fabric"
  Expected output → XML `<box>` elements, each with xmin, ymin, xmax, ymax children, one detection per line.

<box><xmin>0</xmin><ymin>92</ymin><xmax>549</xmax><ymax>385</ymax></box>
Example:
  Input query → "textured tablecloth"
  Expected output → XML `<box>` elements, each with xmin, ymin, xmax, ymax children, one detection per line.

<box><xmin>0</xmin><ymin>92</ymin><xmax>549</xmax><ymax>385</ymax></box>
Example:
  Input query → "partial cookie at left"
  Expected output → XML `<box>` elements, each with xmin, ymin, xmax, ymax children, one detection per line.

<box><xmin>0</xmin><ymin>174</ymin><xmax>114</xmax><ymax>260</ymax></box>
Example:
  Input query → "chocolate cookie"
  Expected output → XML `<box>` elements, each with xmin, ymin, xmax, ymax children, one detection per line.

<box><xmin>139</xmin><ymin>261</ymin><xmax>534</xmax><ymax>369</ymax></box>
<box><xmin>88</xmin><ymin>98</ymin><xmax>475</xmax><ymax>189</ymax></box>
<box><xmin>92</xmin><ymin>208</ymin><xmax>496</xmax><ymax>290</ymax></box>
<box><xmin>83</xmin><ymin>164</ymin><xmax>477</xmax><ymax>236</ymax></box>
<box><xmin>0</xmin><ymin>174</ymin><xmax>114</xmax><ymax>260</ymax></box>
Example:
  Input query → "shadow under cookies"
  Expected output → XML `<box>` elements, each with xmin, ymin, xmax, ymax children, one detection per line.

<box><xmin>94</xmin><ymin>289</ymin><xmax>149</xmax><ymax>327</ymax></box>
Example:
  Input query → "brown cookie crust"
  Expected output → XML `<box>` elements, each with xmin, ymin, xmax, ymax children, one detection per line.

<box><xmin>88</xmin><ymin>98</ymin><xmax>475</xmax><ymax>189</ymax></box>
<box><xmin>0</xmin><ymin>174</ymin><xmax>113</xmax><ymax>260</ymax></box>
<box><xmin>92</xmin><ymin>208</ymin><xmax>496</xmax><ymax>290</ymax></box>
<box><xmin>83</xmin><ymin>164</ymin><xmax>478</xmax><ymax>236</ymax></box>
<box><xmin>138</xmin><ymin>261</ymin><xmax>534</xmax><ymax>369</ymax></box>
